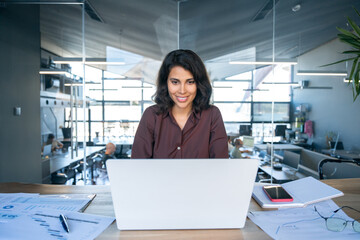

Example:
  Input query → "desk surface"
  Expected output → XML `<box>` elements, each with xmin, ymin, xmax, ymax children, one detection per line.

<box><xmin>49</xmin><ymin>146</ymin><xmax>105</xmax><ymax>173</ymax></box>
<box><xmin>322</xmin><ymin>149</ymin><xmax>360</xmax><ymax>160</ymax></box>
<box><xmin>1</xmin><ymin>178</ymin><xmax>359</xmax><ymax>240</ymax></box>
<box><xmin>259</xmin><ymin>164</ymin><xmax>307</xmax><ymax>183</ymax></box>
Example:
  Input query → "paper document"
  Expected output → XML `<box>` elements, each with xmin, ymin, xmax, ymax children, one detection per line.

<box><xmin>252</xmin><ymin>176</ymin><xmax>343</xmax><ymax>208</ymax></box>
<box><xmin>0</xmin><ymin>208</ymin><xmax>114</xmax><ymax>240</ymax></box>
<box><xmin>248</xmin><ymin>200</ymin><xmax>360</xmax><ymax>240</ymax></box>
<box><xmin>0</xmin><ymin>193</ymin><xmax>95</xmax><ymax>212</ymax></box>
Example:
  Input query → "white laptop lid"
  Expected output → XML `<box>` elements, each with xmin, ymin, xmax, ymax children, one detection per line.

<box><xmin>106</xmin><ymin>158</ymin><xmax>259</xmax><ymax>230</ymax></box>
<box><xmin>43</xmin><ymin>144</ymin><xmax>52</xmax><ymax>156</ymax></box>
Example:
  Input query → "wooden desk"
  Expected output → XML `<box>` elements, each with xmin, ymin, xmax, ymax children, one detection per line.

<box><xmin>1</xmin><ymin>179</ymin><xmax>359</xmax><ymax>240</ymax></box>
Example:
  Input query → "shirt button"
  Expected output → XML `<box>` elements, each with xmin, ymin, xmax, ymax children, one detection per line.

<box><xmin>177</xmin><ymin>146</ymin><xmax>181</xmax><ymax>150</ymax></box>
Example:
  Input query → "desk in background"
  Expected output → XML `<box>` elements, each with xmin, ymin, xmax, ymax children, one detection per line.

<box><xmin>1</xmin><ymin>179</ymin><xmax>358</xmax><ymax>240</ymax></box>
<box><xmin>258</xmin><ymin>164</ymin><xmax>307</xmax><ymax>183</ymax></box>
<box><xmin>42</xmin><ymin>146</ymin><xmax>105</xmax><ymax>183</ymax></box>
<box><xmin>322</xmin><ymin>149</ymin><xmax>360</xmax><ymax>160</ymax></box>
<box><xmin>254</xmin><ymin>144</ymin><xmax>303</xmax><ymax>152</ymax></box>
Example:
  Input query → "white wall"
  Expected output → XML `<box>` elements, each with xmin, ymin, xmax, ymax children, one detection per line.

<box><xmin>293</xmin><ymin>38</ymin><xmax>360</xmax><ymax>151</ymax></box>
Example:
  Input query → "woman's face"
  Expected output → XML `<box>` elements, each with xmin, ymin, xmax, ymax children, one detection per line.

<box><xmin>167</xmin><ymin>66</ymin><xmax>197</xmax><ymax>112</ymax></box>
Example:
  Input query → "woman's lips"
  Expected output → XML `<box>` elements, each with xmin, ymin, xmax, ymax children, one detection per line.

<box><xmin>176</xmin><ymin>96</ymin><xmax>188</xmax><ymax>102</ymax></box>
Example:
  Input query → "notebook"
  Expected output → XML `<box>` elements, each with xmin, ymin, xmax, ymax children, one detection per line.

<box><xmin>252</xmin><ymin>176</ymin><xmax>344</xmax><ymax>208</ymax></box>
<box><xmin>106</xmin><ymin>158</ymin><xmax>259</xmax><ymax>230</ymax></box>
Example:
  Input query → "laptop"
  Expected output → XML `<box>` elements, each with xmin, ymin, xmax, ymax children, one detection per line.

<box><xmin>106</xmin><ymin>158</ymin><xmax>259</xmax><ymax>230</ymax></box>
<box><xmin>42</xmin><ymin>144</ymin><xmax>52</xmax><ymax>157</ymax></box>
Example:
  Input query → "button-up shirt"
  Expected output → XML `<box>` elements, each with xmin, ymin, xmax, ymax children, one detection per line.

<box><xmin>131</xmin><ymin>105</ymin><xmax>228</xmax><ymax>159</ymax></box>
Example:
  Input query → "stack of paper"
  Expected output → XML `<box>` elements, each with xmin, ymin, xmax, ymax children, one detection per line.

<box><xmin>252</xmin><ymin>176</ymin><xmax>344</xmax><ymax>208</ymax></box>
<box><xmin>0</xmin><ymin>193</ymin><xmax>114</xmax><ymax>240</ymax></box>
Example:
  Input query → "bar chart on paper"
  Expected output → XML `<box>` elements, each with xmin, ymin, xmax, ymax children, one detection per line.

<box><xmin>0</xmin><ymin>209</ymin><xmax>114</xmax><ymax>240</ymax></box>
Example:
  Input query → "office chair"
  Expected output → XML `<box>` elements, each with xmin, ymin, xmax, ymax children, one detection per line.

<box><xmin>51</xmin><ymin>162</ymin><xmax>79</xmax><ymax>185</ymax></box>
<box><xmin>318</xmin><ymin>158</ymin><xmax>360</xmax><ymax>179</ymax></box>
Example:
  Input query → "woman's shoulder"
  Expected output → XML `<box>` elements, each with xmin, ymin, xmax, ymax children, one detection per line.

<box><xmin>142</xmin><ymin>105</ymin><xmax>164</xmax><ymax>119</ymax></box>
<box><xmin>205</xmin><ymin>105</ymin><xmax>221</xmax><ymax>115</ymax></box>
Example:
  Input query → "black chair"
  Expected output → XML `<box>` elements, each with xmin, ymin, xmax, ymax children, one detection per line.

<box><xmin>318</xmin><ymin>158</ymin><xmax>360</xmax><ymax>179</ymax></box>
<box><xmin>77</xmin><ymin>157</ymin><xmax>96</xmax><ymax>183</ymax></box>
<box><xmin>51</xmin><ymin>162</ymin><xmax>79</xmax><ymax>185</ymax></box>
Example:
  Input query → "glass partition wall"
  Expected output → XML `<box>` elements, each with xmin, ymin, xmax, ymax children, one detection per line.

<box><xmin>2</xmin><ymin>0</ymin><xmax>359</xmax><ymax>184</ymax></box>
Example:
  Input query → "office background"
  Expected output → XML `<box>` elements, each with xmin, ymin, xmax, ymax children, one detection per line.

<box><xmin>0</xmin><ymin>0</ymin><xmax>360</xmax><ymax>183</ymax></box>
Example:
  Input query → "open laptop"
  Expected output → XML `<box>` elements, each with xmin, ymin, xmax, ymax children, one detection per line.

<box><xmin>42</xmin><ymin>144</ymin><xmax>52</xmax><ymax>157</ymax></box>
<box><xmin>106</xmin><ymin>158</ymin><xmax>259</xmax><ymax>230</ymax></box>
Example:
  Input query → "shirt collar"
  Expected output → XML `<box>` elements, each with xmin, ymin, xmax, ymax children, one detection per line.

<box><xmin>163</xmin><ymin>108</ymin><xmax>201</xmax><ymax>121</ymax></box>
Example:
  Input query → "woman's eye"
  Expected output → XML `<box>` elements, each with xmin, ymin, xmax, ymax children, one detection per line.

<box><xmin>171</xmin><ymin>80</ymin><xmax>178</xmax><ymax>84</ymax></box>
<box><xmin>188</xmin><ymin>80</ymin><xmax>195</xmax><ymax>84</ymax></box>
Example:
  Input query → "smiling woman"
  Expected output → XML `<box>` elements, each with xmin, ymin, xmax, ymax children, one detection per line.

<box><xmin>131</xmin><ymin>49</ymin><xmax>228</xmax><ymax>159</ymax></box>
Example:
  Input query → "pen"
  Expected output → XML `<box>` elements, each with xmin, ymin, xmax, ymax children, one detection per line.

<box><xmin>59</xmin><ymin>214</ymin><xmax>70</xmax><ymax>233</ymax></box>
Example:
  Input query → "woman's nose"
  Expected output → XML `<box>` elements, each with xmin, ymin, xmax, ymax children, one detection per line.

<box><xmin>179</xmin><ymin>83</ymin><xmax>186</xmax><ymax>93</ymax></box>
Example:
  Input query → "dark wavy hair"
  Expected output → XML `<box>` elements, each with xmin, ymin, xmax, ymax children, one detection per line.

<box><xmin>153</xmin><ymin>49</ymin><xmax>212</xmax><ymax>114</ymax></box>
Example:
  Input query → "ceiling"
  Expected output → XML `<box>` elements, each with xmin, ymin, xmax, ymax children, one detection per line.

<box><xmin>35</xmin><ymin>0</ymin><xmax>360</xmax><ymax>80</ymax></box>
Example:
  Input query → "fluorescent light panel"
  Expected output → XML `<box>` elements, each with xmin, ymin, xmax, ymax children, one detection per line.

<box><xmin>229</xmin><ymin>59</ymin><xmax>297</xmax><ymax>65</ymax></box>
<box><xmin>213</xmin><ymin>86</ymin><xmax>233</xmax><ymax>88</ymax></box>
<box><xmin>64</xmin><ymin>83</ymin><xmax>83</xmax><ymax>86</ymax></box>
<box><xmin>53</xmin><ymin>57</ymin><xmax>125</xmax><ymax>65</ymax></box>
<box><xmin>122</xmin><ymin>86</ymin><xmax>153</xmax><ymax>89</ymax></box>
<box><xmin>39</xmin><ymin>69</ymin><xmax>69</xmax><ymax>75</ymax></box>
<box><xmin>262</xmin><ymin>82</ymin><xmax>299</xmax><ymax>85</ymax></box>
<box><xmin>297</xmin><ymin>71</ymin><xmax>347</xmax><ymax>76</ymax></box>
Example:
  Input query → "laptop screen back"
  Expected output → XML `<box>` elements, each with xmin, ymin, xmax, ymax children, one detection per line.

<box><xmin>282</xmin><ymin>150</ymin><xmax>300</xmax><ymax>171</ymax></box>
<box><xmin>242</xmin><ymin>136</ymin><xmax>254</xmax><ymax>148</ymax></box>
<box><xmin>107</xmin><ymin>158</ymin><xmax>259</xmax><ymax>230</ymax></box>
<box><xmin>43</xmin><ymin>144</ymin><xmax>52</xmax><ymax>157</ymax></box>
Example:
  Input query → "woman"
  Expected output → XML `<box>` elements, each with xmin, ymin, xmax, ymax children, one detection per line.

<box><xmin>131</xmin><ymin>49</ymin><xmax>228</xmax><ymax>158</ymax></box>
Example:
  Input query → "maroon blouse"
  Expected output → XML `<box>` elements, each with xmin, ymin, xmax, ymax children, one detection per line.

<box><xmin>131</xmin><ymin>105</ymin><xmax>228</xmax><ymax>159</ymax></box>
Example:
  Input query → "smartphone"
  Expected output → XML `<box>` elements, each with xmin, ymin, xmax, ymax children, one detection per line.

<box><xmin>263</xmin><ymin>185</ymin><xmax>293</xmax><ymax>202</ymax></box>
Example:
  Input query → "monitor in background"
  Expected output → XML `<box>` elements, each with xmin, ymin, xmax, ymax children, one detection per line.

<box><xmin>239</xmin><ymin>125</ymin><xmax>252</xmax><ymax>136</ymax></box>
<box><xmin>266</xmin><ymin>143</ymin><xmax>272</xmax><ymax>156</ymax></box>
<box><xmin>275</xmin><ymin>125</ymin><xmax>287</xmax><ymax>138</ymax></box>
<box><xmin>330</xmin><ymin>141</ymin><xmax>344</xmax><ymax>150</ymax></box>
<box><xmin>282</xmin><ymin>150</ymin><xmax>300</xmax><ymax>172</ymax></box>
<box><xmin>242</xmin><ymin>136</ymin><xmax>254</xmax><ymax>148</ymax></box>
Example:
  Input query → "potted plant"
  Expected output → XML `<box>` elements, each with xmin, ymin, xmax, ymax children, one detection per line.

<box><xmin>323</xmin><ymin>8</ymin><xmax>360</xmax><ymax>101</ymax></box>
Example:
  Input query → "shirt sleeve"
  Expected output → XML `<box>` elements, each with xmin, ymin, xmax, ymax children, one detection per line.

<box><xmin>209</xmin><ymin>106</ymin><xmax>229</xmax><ymax>158</ymax></box>
<box><xmin>131</xmin><ymin>107</ymin><xmax>156</xmax><ymax>158</ymax></box>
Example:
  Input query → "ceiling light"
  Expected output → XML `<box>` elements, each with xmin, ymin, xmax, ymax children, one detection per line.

<box><xmin>103</xmin><ymin>77</ymin><xmax>126</xmax><ymax>80</ymax></box>
<box><xmin>262</xmin><ymin>82</ymin><xmax>299</xmax><ymax>85</ymax></box>
<box><xmin>121</xmin><ymin>86</ymin><xmax>153</xmax><ymax>89</ymax></box>
<box><xmin>39</xmin><ymin>69</ymin><xmax>72</xmax><ymax>78</ymax></box>
<box><xmin>53</xmin><ymin>57</ymin><xmax>125</xmax><ymax>65</ymax></box>
<box><xmin>64</xmin><ymin>83</ymin><xmax>83</xmax><ymax>87</ymax></box>
<box><xmin>213</xmin><ymin>86</ymin><xmax>233</xmax><ymax>88</ymax></box>
<box><xmin>343</xmin><ymin>79</ymin><xmax>353</xmax><ymax>82</ymax></box>
<box><xmin>297</xmin><ymin>71</ymin><xmax>347</xmax><ymax>76</ymax></box>
<box><xmin>229</xmin><ymin>60</ymin><xmax>297</xmax><ymax>65</ymax></box>
<box><xmin>292</xmin><ymin>4</ymin><xmax>301</xmax><ymax>12</ymax></box>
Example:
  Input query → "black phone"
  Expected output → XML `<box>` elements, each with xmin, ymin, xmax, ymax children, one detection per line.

<box><xmin>263</xmin><ymin>185</ymin><xmax>293</xmax><ymax>202</ymax></box>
